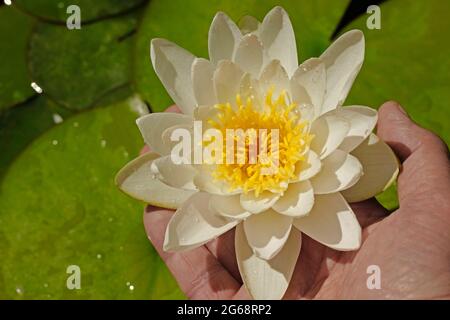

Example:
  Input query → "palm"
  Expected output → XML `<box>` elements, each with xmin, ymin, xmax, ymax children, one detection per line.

<box><xmin>296</xmin><ymin>205</ymin><xmax>450</xmax><ymax>299</ymax></box>
<box><xmin>144</xmin><ymin>102</ymin><xmax>450</xmax><ymax>300</ymax></box>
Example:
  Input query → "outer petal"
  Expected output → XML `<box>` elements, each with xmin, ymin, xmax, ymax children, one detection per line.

<box><xmin>209</xmin><ymin>194</ymin><xmax>251</xmax><ymax>220</ymax></box>
<box><xmin>136</xmin><ymin>112</ymin><xmax>192</xmax><ymax>156</ymax></box>
<box><xmin>337</xmin><ymin>106</ymin><xmax>378</xmax><ymax>152</ymax></box>
<box><xmin>310</xmin><ymin>149</ymin><xmax>363</xmax><ymax>194</ymax></box>
<box><xmin>342</xmin><ymin>134</ymin><xmax>399</xmax><ymax>203</ymax></box>
<box><xmin>164</xmin><ymin>192</ymin><xmax>238</xmax><ymax>251</ymax></box>
<box><xmin>152</xmin><ymin>155</ymin><xmax>197</xmax><ymax>190</ymax></box>
<box><xmin>192</xmin><ymin>58</ymin><xmax>217</xmax><ymax>106</ymax></box>
<box><xmin>213</xmin><ymin>60</ymin><xmax>244</xmax><ymax>107</ymax></box>
<box><xmin>273</xmin><ymin>181</ymin><xmax>314</xmax><ymax>217</ymax></box>
<box><xmin>291</xmin><ymin>58</ymin><xmax>326</xmax><ymax>118</ymax></box>
<box><xmin>208</xmin><ymin>12</ymin><xmax>242</xmax><ymax>65</ymax></box>
<box><xmin>236</xmin><ymin>223</ymin><xmax>301</xmax><ymax>300</ymax></box>
<box><xmin>293</xmin><ymin>150</ymin><xmax>321</xmax><ymax>182</ymax></box>
<box><xmin>115</xmin><ymin>152</ymin><xmax>195</xmax><ymax>209</ymax></box>
<box><xmin>243</xmin><ymin>209</ymin><xmax>293</xmax><ymax>260</ymax></box>
<box><xmin>234</xmin><ymin>34</ymin><xmax>264</xmax><ymax>77</ymax></box>
<box><xmin>260</xmin><ymin>6</ymin><xmax>298</xmax><ymax>77</ymax></box>
<box><xmin>293</xmin><ymin>193</ymin><xmax>361</xmax><ymax>250</ymax></box>
<box><xmin>320</xmin><ymin>30</ymin><xmax>365</xmax><ymax>114</ymax></box>
<box><xmin>150</xmin><ymin>39</ymin><xmax>196</xmax><ymax>115</ymax></box>
<box><xmin>240</xmin><ymin>191</ymin><xmax>280</xmax><ymax>214</ymax></box>
<box><xmin>309</xmin><ymin>111</ymin><xmax>350</xmax><ymax>159</ymax></box>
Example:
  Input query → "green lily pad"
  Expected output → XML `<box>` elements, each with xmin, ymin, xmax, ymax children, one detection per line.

<box><xmin>28</xmin><ymin>13</ymin><xmax>138</xmax><ymax>111</ymax></box>
<box><xmin>14</xmin><ymin>0</ymin><xmax>147</xmax><ymax>23</ymax></box>
<box><xmin>344</xmin><ymin>0</ymin><xmax>450</xmax><ymax>145</ymax></box>
<box><xmin>0</xmin><ymin>6</ymin><xmax>35</xmax><ymax>112</ymax></box>
<box><xmin>0</xmin><ymin>99</ymin><xmax>183</xmax><ymax>299</ymax></box>
<box><xmin>134</xmin><ymin>0</ymin><xmax>349</xmax><ymax>112</ymax></box>
<box><xmin>376</xmin><ymin>183</ymin><xmax>398</xmax><ymax>211</ymax></box>
<box><xmin>342</xmin><ymin>0</ymin><xmax>450</xmax><ymax>210</ymax></box>
<box><xmin>0</xmin><ymin>96</ymin><xmax>73</xmax><ymax>179</ymax></box>
<box><xmin>0</xmin><ymin>85</ymin><xmax>138</xmax><ymax>180</ymax></box>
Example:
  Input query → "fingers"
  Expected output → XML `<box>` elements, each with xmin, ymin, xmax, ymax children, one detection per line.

<box><xmin>377</xmin><ymin>101</ymin><xmax>450</xmax><ymax>206</ymax></box>
<box><xmin>377</xmin><ymin>101</ymin><xmax>444</xmax><ymax>160</ymax></box>
<box><xmin>140</xmin><ymin>145</ymin><xmax>150</xmax><ymax>155</ymax></box>
<box><xmin>165</xmin><ymin>104</ymin><xmax>182</xmax><ymax>113</ymax></box>
<box><xmin>205</xmin><ymin>230</ymin><xmax>241</xmax><ymax>281</ymax></box>
<box><xmin>143</xmin><ymin>206</ymin><xmax>240</xmax><ymax>299</ymax></box>
<box><xmin>350</xmin><ymin>198</ymin><xmax>389</xmax><ymax>228</ymax></box>
<box><xmin>141</xmin><ymin>104</ymin><xmax>240</xmax><ymax>298</ymax></box>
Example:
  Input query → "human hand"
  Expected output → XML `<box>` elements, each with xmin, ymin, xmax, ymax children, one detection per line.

<box><xmin>142</xmin><ymin>101</ymin><xmax>450</xmax><ymax>299</ymax></box>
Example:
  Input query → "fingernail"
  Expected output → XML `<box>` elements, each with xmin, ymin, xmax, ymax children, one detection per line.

<box><xmin>395</xmin><ymin>102</ymin><xmax>408</xmax><ymax>116</ymax></box>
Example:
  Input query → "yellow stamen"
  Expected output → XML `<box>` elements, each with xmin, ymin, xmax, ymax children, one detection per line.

<box><xmin>208</xmin><ymin>87</ymin><xmax>314</xmax><ymax>197</ymax></box>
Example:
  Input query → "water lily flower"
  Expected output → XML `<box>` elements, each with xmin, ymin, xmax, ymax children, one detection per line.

<box><xmin>116</xmin><ymin>6</ymin><xmax>399</xmax><ymax>300</ymax></box>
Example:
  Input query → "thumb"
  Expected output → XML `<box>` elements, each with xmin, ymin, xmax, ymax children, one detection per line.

<box><xmin>377</xmin><ymin>101</ymin><xmax>450</xmax><ymax>207</ymax></box>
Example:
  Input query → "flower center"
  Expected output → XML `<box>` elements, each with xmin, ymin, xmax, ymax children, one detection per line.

<box><xmin>208</xmin><ymin>88</ymin><xmax>314</xmax><ymax>196</ymax></box>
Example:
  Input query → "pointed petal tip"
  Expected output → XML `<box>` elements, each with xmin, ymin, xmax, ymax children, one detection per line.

<box><xmin>269</xmin><ymin>5</ymin><xmax>288</xmax><ymax>16</ymax></box>
<box><xmin>213</xmin><ymin>11</ymin><xmax>227</xmax><ymax>20</ymax></box>
<box><xmin>150</xmin><ymin>38</ymin><xmax>170</xmax><ymax>55</ymax></box>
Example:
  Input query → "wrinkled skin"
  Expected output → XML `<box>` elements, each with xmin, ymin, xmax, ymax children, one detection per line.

<box><xmin>142</xmin><ymin>101</ymin><xmax>450</xmax><ymax>300</ymax></box>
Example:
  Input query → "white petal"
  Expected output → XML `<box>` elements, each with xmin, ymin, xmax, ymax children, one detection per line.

<box><xmin>115</xmin><ymin>152</ymin><xmax>195</xmax><ymax>209</ymax></box>
<box><xmin>136</xmin><ymin>113</ymin><xmax>193</xmax><ymax>156</ymax></box>
<box><xmin>240</xmin><ymin>191</ymin><xmax>280</xmax><ymax>214</ymax></box>
<box><xmin>342</xmin><ymin>134</ymin><xmax>399</xmax><ymax>203</ymax></box>
<box><xmin>161</xmin><ymin>123</ymin><xmax>194</xmax><ymax>157</ymax></box>
<box><xmin>309</xmin><ymin>111</ymin><xmax>350</xmax><ymax>159</ymax></box>
<box><xmin>150</xmin><ymin>39</ymin><xmax>197</xmax><ymax>115</ymax></box>
<box><xmin>320</xmin><ymin>30</ymin><xmax>365</xmax><ymax>114</ymax></box>
<box><xmin>293</xmin><ymin>150</ymin><xmax>321</xmax><ymax>182</ymax></box>
<box><xmin>259</xmin><ymin>59</ymin><xmax>289</xmax><ymax>98</ymax></box>
<box><xmin>293</xmin><ymin>192</ymin><xmax>361</xmax><ymax>251</ymax></box>
<box><xmin>310</xmin><ymin>149</ymin><xmax>363</xmax><ymax>194</ymax></box>
<box><xmin>193</xmin><ymin>105</ymin><xmax>219</xmax><ymax>122</ymax></box>
<box><xmin>236</xmin><ymin>223</ymin><xmax>301</xmax><ymax>300</ymax></box>
<box><xmin>209</xmin><ymin>194</ymin><xmax>251</xmax><ymax>220</ymax></box>
<box><xmin>239</xmin><ymin>73</ymin><xmax>263</xmax><ymax>108</ymax></box>
<box><xmin>273</xmin><ymin>181</ymin><xmax>314</xmax><ymax>217</ymax></box>
<box><xmin>291</xmin><ymin>58</ymin><xmax>326</xmax><ymax>118</ymax></box>
<box><xmin>152</xmin><ymin>155</ymin><xmax>197</xmax><ymax>190</ymax></box>
<box><xmin>164</xmin><ymin>192</ymin><xmax>238</xmax><ymax>251</ymax></box>
<box><xmin>234</xmin><ymin>34</ymin><xmax>264</xmax><ymax>77</ymax></box>
<box><xmin>337</xmin><ymin>106</ymin><xmax>378</xmax><ymax>152</ymax></box>
<box><xmin>192</xmin><ymin>58</ymin><xmax>217</xmax><ymax>106</ymax></box>
<box><xmin>213</xmin><ymin>60</ymin><xmax>244</xmax><ymax>106</ymax></box>
<box><xmin>243</xmin><ymin>209</ymin><xmax>293</xmax><ymax>260</ymax></box>
<box><xmin>260</xmin><ymin>6</ymin><xmax>298</xmax><ymax>77</ymax></box>
<box><xmin>238</xmin><ymin>15</ymin><xmax>260</xmax><ymax>35</ymax></box>
<box><xmin>208</xmin><ymin>12</ymin><xmax>242</xmax><ymax>65</ymax></box>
